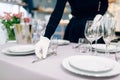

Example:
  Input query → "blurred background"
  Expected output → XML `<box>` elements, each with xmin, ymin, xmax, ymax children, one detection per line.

<box><xmin>0</xmin><ymin>0</ymin><xmax>120</xmax><ymax>39</ymax></box>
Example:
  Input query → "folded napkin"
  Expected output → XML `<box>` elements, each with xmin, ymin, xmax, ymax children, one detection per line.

<box><xmin>35</xmin><ymin>36</ymin><xmax>50</xmax><ymax>59</ymax></box>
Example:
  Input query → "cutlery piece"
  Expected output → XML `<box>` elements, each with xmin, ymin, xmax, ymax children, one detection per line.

<box><xmin>32</xmin><ymin>52</ymin><xmax>57</xmax><ymax>63</ymax></box>
<box><xmin>32</xmin><ymin>58</ymin><xmax>44</xmax><ymax>63</ymax></box>
<box><xmin>72</xmin><ymin>44</ymin><xmax>80</xmax><ymax>48</ymax></box>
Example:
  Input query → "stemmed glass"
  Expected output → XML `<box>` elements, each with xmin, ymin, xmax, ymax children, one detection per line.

<box><xmin>111</xmin><ymin>34</ymin><xmax>120</xmax><ymax>61</ymax></box>
<box><xmin>102</xmin><ymin>17</ymin><xmax>116</xmax><ymax>57</ymax></box>
<box><xmin>85</xmin><ymin>20</ymin><xmax>103</xmax><ymax>55</ymax></box>
<box><xmin>106</xmin><ymin>18</ymin><xmax>119</xmax><ymax>61</ymax></box>
<box><xmin>84</xmin><ymin>20</ymin><xmax>96</xmax><ymax>54</ymax></box>
<box><xmin>93</xmin><ymin>21</ymin><xmax>104</xmax><ymax>55</ymax></box>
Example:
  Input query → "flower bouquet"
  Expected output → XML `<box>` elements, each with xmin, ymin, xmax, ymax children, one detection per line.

<box><xmin>0</xmin><ymin>12</ymin><xmax>22</xmax><ymax>40</ymax></box>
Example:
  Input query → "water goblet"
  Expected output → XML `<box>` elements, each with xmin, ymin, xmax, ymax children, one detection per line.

<box><xmin>103</xmin><ymin>17</ymin><xmax>116</xmax><ymax>57</ymax></box>
<box><xmin>84</xmin><ymin>20</ymin><xmax>96</xmax><ymax>54</ymax></box>
<box><xmin>93</xmin><ymin>21</ymin><xmax>104</xmax><ymax>55</ymax></box>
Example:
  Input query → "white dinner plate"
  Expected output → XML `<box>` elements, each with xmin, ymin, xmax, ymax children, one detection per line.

<box><xmin>8</xmin><ymin>45</ymin><xmax>35</xmax><ymax>53</ymax></box>
<box><xmin>62</xmin><ymin>55</ymin><xmax>120</xmax><ymax>77</ymax></box>
<box><xmin>92</xmin><ymin>44</ymin><xmax>120</xmax><ymax>53</ymax></box>
<box><xmin>2</xmin><ymin>48</ymin><xmax>35</xmax><ymax>56</ymax></box>
<box><xmin>69</xmin><ymin>55</ymin><xmax>114</xmax><ymax>73</ymax></box>
<box><xmin>51</xmin><ymin>39</ymin><xmax>70</xmax><ymax>46</ymax></box>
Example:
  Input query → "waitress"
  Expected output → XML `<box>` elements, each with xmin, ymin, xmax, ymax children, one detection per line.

<box><xmin>44</xmin><ymin>0</ymin><xmax>108</xmax><ymax>43</ymax></box>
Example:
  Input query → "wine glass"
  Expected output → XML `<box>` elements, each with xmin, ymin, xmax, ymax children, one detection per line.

<box><xmin>85</xmin><ymin>20</ymin><xmax>103</xmax><ymax>55</ymax></box>
<box><xmin>102</xmin><ymin>17</ymin><xmax>116</xmax><ymax>57</ymax></box>
<box><xmin>108</xmin><ymin>18</ymin><xmax>119</xmax><ymax>61</ymax></box>
<box><xmin>111</xmin><ymin>34</ymin><xmax>120</xmax><ymax>61</ymax></box>
<box><xmin>84</xmin><ymin>20</ymin><xmax>96</xmax><ymax>54</ymax></box>
<box><xmin>93</xmin><ymin>21</ymin><xmax>104</xmax><ymax>55</ymax></box>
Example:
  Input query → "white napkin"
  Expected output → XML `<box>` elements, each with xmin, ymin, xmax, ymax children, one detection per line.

<box><xmin>35</xmin><ymin>36</ymin><xmax>50</xmax><ymax>59</ymax></box>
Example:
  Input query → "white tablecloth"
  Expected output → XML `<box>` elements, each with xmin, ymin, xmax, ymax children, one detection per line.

<box><xmin>0</xmin><ymin>42</ymin><xmax>120</xmax><ymax>80</ymax></box>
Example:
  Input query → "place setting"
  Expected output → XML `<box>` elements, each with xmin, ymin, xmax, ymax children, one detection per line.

<box><xmin>92</xmin><ymin>44</ymin><xmax>120</xmax><ymax>53</ymax></box>
<box><xmin>1</xmin><ymin>44</ymin><xmax>35</xmax><ymax>56</ymax></box>
<box><xmin>51</xmin><ymin>39</ymin><xmax>70</xmax><ymax>46</ymax></box>
<box><xmin>61</xmin><ymin>15</ymin><xmax>120</xmax><ymax>78</ymax></box>
<box><xmin>62</xmin><ymin>55</ymin><xmax>120</xmax><ymax>77</ymax></box>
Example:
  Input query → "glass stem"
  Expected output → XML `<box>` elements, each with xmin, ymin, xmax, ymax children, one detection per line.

<box><xmin>94</xmin><ymin>40</ymin><xmax>97</xmax><ymax>56</ymax></box>
<box><xmin>105</xmin><ymin>44</ymin><xmax>109</xmax><ymax>57</ymax></box>
<box><xmin>90</xmin><ymin>42</ymin><xmax>93</xmax><ymax>54</ymax></box>
<box><xmin>115</xmin><ymin>45</ymin><xmax>118</xmax><ymax>61</ymax></box>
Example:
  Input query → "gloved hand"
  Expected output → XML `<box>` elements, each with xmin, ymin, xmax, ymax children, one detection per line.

<box><xmin>35</xmin><ymin>36</ymin><xmax>50</xmax><ymax>59</ymax></box>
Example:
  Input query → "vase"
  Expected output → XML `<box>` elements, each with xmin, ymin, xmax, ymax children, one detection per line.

<box><xmin>6</xmin><ymin>26</ymin><xmax>16</xmax><ymax>40</ymax></box>
<box><xmin>14</xmin><ymin>24</ymin><xmax>32</xmax><ymax>44</ymax></box>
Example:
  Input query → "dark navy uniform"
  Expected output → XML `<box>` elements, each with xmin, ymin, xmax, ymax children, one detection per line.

<box><xmin>44</xmin><ymin>0</ymin><xmax>108</xmax><ymax>43</ymax></box>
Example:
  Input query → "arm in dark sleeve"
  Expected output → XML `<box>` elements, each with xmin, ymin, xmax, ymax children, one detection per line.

<box><xmin>99</xmin><ymin>0</ymin><xmax>108</xmax><ymax>15</ymax></box>
<box><xmin>44</xmin><ymin>0</ymin><xmax>67</xmax><ymax>39</ymax></box>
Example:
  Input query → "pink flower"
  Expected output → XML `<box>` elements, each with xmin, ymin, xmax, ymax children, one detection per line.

<box><xmin>0</xmin><ymin>12</ymin><xmax>23</xmax><ymax>28</ymax></box>
<box><xmin>13</xmin><ymin>12</ymin><xmax>22</xmax><ymax>18</ymax></box>
<box><xmin>3</xmin><ymin>12</ymin><xmax>12</xmax><ymax>20</ymax></box>
<box><xmin>24</xmin><ymin>17</ymin><xmax>30</xmax><ymax>23</ymax></box>
<box><xmin>4</xmin><ymin>15</ymin><xmax>12</xmax><ymax>20</ymax></box>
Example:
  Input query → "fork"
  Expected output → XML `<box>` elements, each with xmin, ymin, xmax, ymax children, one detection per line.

<box><xmin>32</xmin><ymin>57</ymin><xmax>44</xmax><ymax>63</ymax></box>
<box><xmin>72</xmin><ymin>44</ymin><xmax>81</xmax><ymax>49</ymax></box>
<box><xmin>32</xmin><ymin>52</ymin><xmax>57</xmax><ymax>63</ymax></box>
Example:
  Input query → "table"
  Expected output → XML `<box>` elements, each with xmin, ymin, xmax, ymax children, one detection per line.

<box><xmin>0</xmin><ymin>42</ymin><xmax>120</xmax><ymax>80</ymax></box>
